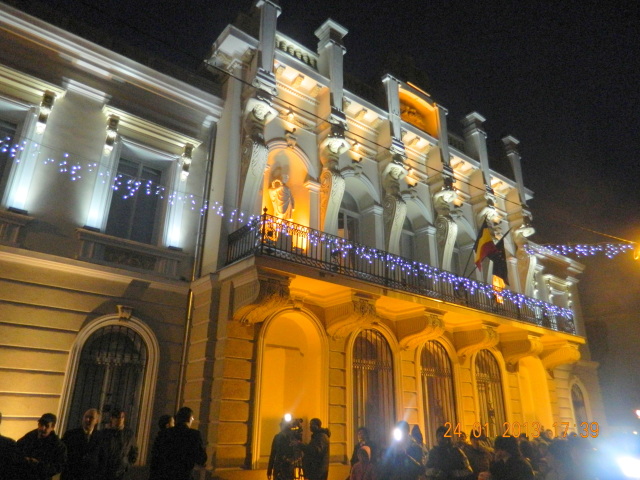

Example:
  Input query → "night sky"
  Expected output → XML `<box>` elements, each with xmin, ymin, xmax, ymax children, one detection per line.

<box><xmin>38</xmin><ymin>0</ymin><xmax>638</xmax><ymax>236</ymax></box>
<box><xmin>33</xmin><ymin>1</ymin><xmax>639</xmax><ymax>309</ymax></box>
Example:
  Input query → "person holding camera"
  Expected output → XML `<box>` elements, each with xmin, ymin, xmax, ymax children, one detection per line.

<box><xmin>267</xmin><ymin>417</ymin><xmax>303</xmax><ymax>480</ymax></box>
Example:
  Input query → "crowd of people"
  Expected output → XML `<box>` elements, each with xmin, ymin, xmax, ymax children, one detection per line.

<box><xmin>344</xmin><ymin>423</ymin><xmax>625</xmax><ymax>480</ymax></box>
<box><xmin>0</xmin><ymin>406</ymin><xmax>206</xmax><ymax>480</ymax></box>
<box><xmin>266</xmin><ymin>417</ymin><xmax>626</xmax><ymax>480</ymax></box>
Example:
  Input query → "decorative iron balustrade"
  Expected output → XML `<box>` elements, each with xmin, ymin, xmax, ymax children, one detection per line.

<box><xmin>226</xmin><ymin>213</ymin><xmax>576</xmax><ymax>335</ymax></box>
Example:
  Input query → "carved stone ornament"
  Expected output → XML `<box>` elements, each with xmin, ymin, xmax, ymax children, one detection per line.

<box><xmin>116</xmin><ymin>304</ymin><xmax>133</xmax><ymax>321</ymax></box>
<box><xmin>436</xmin><ymin>215</ymin><xmax>458</xmax><ymax>272</ymax></box>
<box><xmin>320</xmin><ymin>168</ymin><xmax>346</xmax><ymax>233</ymax></box>
<box><xmin>326</xmin><ymin>295</ymin><xmax>378</xmax><ymax>339</ymax></box>
<box><xmin>540</xmin><ymin>342</ymin><xmax>581</xmax><ymax>372</ymax></box>
<box><xmin>433</xmin><ymin>187</ymin><xmax>460</xmax><ymax>217</ymax></box>
<box><xmin>383</xmin><ymin>193</ymin><xmax>407</xmax><ymax>254</ymax></box>
<box><xmin>233</xmin><ymin>276</ymin><xmax>292</xmax><ymax>324</ymax></box>
<box><xmin>397</xmin><ymin>312</ymin><xmax>445</xmax><ymax>350</ymax></box>
<box><xmin>501</xmin><ymin>335</ymin><xmax>544</xmax><ymax>372</ymax></box>
<box><xmin>455</xmin><ymin>325</ymin><xmax>499</xmax><ymax>364</ymax></box>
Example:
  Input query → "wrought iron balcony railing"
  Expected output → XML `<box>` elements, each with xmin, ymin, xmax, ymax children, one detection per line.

<box><xmin>226</xmin><ymin>213</ymin><xmax>576</xmax><ymax>335</ymax></box>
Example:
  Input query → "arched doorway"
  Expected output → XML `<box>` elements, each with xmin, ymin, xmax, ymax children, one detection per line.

<box><xmin>60</xmin><ymin>316</ymin><xmax>159</xmax><ymax>462</ymax></box>
<box><xmin>67</xmin><ymin>325</ymin><xmax>147</xmax><ymax>432</ymax></box>
<box><xmin>256</xmin><ymin>310</ymin><xmax>326</xmax><ymax>468</ymax></box>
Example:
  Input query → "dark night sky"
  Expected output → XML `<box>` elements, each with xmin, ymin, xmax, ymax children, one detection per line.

<box><xmin>36</xmin><ymin>0</ymin><xmax>640</xmax><ymax>312</ymax></box>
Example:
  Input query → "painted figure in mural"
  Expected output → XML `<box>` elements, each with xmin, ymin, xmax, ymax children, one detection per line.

<box><xmin>269</xmin><ymin>174</ymin><xmax>295</xmax><ymax>219</ymax></box>
<box><xmin>61</xmin><ymin>408</ymin><xmax>101</xmax><ymax>480</ymax></box>
<box><xmin>15</xmin><ymin>413</ymin><xmax>68</xmax><ymax>480</ymax></box>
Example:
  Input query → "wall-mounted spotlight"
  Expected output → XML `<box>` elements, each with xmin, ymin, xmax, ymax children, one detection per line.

<box><xmin>180</xmin><ymin>143</ymin><xmax>194</xmax><ymax>181</ymax></box>
<box><xmin>35</xmin><ymin>91</ymin><xmax>56</xmax><ymax>134</ymax></box>
<box><xmin>104</xmin><ymin>115</ymin><xmax>119</xmax><ymax>155</ymax></box>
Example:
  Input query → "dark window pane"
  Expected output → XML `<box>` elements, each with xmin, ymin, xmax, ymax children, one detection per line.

<box><xmin>106</xmin><ymin>157</ymin><xmax>163</xmax><ymax>244</ymax></box>
<box><xmin>0</xmin><ymin>119</ymin><xmax>18</xmax><ymax>196</ymax></box>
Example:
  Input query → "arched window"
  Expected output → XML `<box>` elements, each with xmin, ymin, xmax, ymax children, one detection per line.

<box><xmin>475</xmin><ymin>350</ymin><xmax>506</xmax><ymax>438</ymax></box>
<box><xmin>571</xmin><ymin>383</ymin><xmax>588</xmax><ymax>425</ymax></box>
<box><xmin>353</xmin><ymin>329</ymin><xmax>395</xmax><ymax>448</ymax></box>
<box><xmin>67</xmin><ymin>325</ymin><xmax>148</xmax><ymax>432</ymax></box>
<box><xmin>421</xmin><ymin>341</ymin><xmax>456</xmax><ymax>447</ymax></box>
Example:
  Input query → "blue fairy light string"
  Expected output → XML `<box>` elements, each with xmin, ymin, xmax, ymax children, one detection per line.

<box><xmin>525</xmin><ymin>243</ymin><xmax>634</xmax><ymax>259</ymax></box>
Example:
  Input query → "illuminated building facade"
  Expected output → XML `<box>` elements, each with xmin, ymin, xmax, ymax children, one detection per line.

<box><xmin>0</xmin><ymin>1</ymin><xmax>604</xmax><ymax>478</ymax></box>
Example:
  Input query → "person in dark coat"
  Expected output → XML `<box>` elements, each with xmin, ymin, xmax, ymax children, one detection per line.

<box><xmin>301</xmin><ymin>418</ymin><xmax>331</xmax><ymax>480</ymax></box>
<box><xmin>378</xmin><ymin>420</ymin><xmax>425</xmax><ymax>480</ymax></box>
<box><xmin>61</xmin><ymin>408</ymin><xmax>101</xmax><ymax>480</ymax></box>
<box><xmin>425</xmin><ymin>425</ymin><xmax>472</xmax><ymax>480</ymax></box>
<box><xmin>489</xmin><ymin>435</ymin><xmax>534</xmax><ymax>480</ymax></box>
<box><xmin>0</xmin><ymin>411</ymin><xmax>21</xmax><ymax>480</ymax></box>
<box><xmin>96</xmin><ymin>408</ymin><xmax>138</xmax><ymax>480</ymax></box>
<box><xmin>149</xmin><ymin>406</ymin><xmax>207</xmax><ymax>480</ymax></box>
<box><xmin>16</xmin><ymin>413</ymin><xmax>68</xmax><ymax>480</ymax></box>
<box><xmin>267</xmin><ymin>417</ymin><xmax>303</xmax><ymax>480</ymax></box>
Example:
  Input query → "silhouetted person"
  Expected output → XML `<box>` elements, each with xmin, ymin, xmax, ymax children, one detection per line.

<box><xmin>16</xmin><ymin>413</ymin><xmax>67</xmax><ymax>480</ymax></box>
<box><xmin>96</xmin><ymin>408</ymin><xmax>138</xmax><ymax>480</ymax></box>
<box><xmin>62</xmin><ymin>408</ymin><xmax>101</xmax><ymax>480</ymax></box>
<box><xmin>350</xmin><ymin>427</ymin><xmax>377</xmax><ymax>466</ymax></box>
<box><xmin>350</xmin><ymin>446</ymin><xmax>375</xmax><ymax>480</ymax></box>
<box><xmin>301</xmin><ymin>418</ymin><xmax>331</xmax><ymax>480</ymax></box>
<box><xmin>149</xmin><ymin>407</ymin><xmax>207</xmax><ymax>480</ymax></box>
<box><xmin>267</xmin><ymin>417</ymin><xmax>302</xmax><ymax>480</ymax></box>
<box><xmin>0</xmin><ymin>411</ymin><xmax>20</xmax><ymax>480</ymax></box>
<box><xmin>379</xmin><ymin>420</ymin><xmax>425</xmax><ymax>480</ymax></box>
<box><xmin>489</xmin><ymin>435</ymin><xmax>534</xmax><ymax>480</ymax></box>
<box><xmin>425</xmin><ymin>425</ymin><xmax>472</xmax><ymax>480</ymax></box>
<box><xmin>156</xmin><ymin>415</ymin><xmax>174</xmax><ymax>431</ymax></box>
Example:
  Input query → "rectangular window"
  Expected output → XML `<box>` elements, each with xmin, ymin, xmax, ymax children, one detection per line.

<box><xmin>0</xmin><ymin>118</ymin><xmax>17</xmax><ymax>198</ymax></box>
<box><xmin>105</xmin><ymin>158</ymin><xmax>163</xmax><ymax>244</ymax></box>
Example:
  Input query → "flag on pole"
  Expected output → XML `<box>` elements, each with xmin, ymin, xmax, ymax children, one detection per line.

<box><xmin>489</xmin><ymin>235</ymin><xmax>509</xmax><ymax>285</ymax></box>
<box><xmin>473</xmin><ymin>219</ymin><xmax>498</xmax><ymax>270</ymax></box>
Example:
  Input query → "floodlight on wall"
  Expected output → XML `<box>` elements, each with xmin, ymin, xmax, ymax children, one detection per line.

<box><xmin>104</xmin><ymin>115</ymin><xmax>119</xmax><ymax>154</ymax></box>
<box><xmin>35</xmin><ymin>91</ymin><xmax>56</xmax><ymax>134</ymax></box>
<box><xmin>180</xmin><ymin>143</ymin><xmax>194</xmax><ymax>181</ymax></box>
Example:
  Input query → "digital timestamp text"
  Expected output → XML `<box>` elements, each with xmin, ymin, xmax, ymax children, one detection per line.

<box><xmin>443</xmin><ymin>421</ymin><xmax>599</xmax><ymax>439</ymax></box>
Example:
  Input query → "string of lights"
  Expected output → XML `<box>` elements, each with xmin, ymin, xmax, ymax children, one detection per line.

<box><xmin>525</xmin><ymin>243</ymin><xmax>635</xmax><ymax>259</ymax></box>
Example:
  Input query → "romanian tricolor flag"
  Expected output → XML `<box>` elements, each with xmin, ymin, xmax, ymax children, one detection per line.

<box><xmin>473</xmin><ymin>219</ymin><xmax>498</xmax><ymax>271</ymax></box>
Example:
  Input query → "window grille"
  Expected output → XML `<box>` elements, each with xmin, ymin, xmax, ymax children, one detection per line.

<box><xmin>67</xmin><ymin>325</ymin><xmax>148</xmax><ymax>432</ymax></box>
<box><xmin>571</xmin><ymin>384</ymin><xmax>588</xmax><ymax>425</ymax></box>
<box><xmin>421</xmin><ymin>340</ymin><xmax>456</xmax><ymax>447</ymax></box>
<box><xmin>353</xmin><ymin>329</ymin><xmax>395</xmax><ymax>449</ymax></box>
<box><xmin>475</xmin><ymin>349</ymin><xmax>506</xmax><ymax>438</ymax></box>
